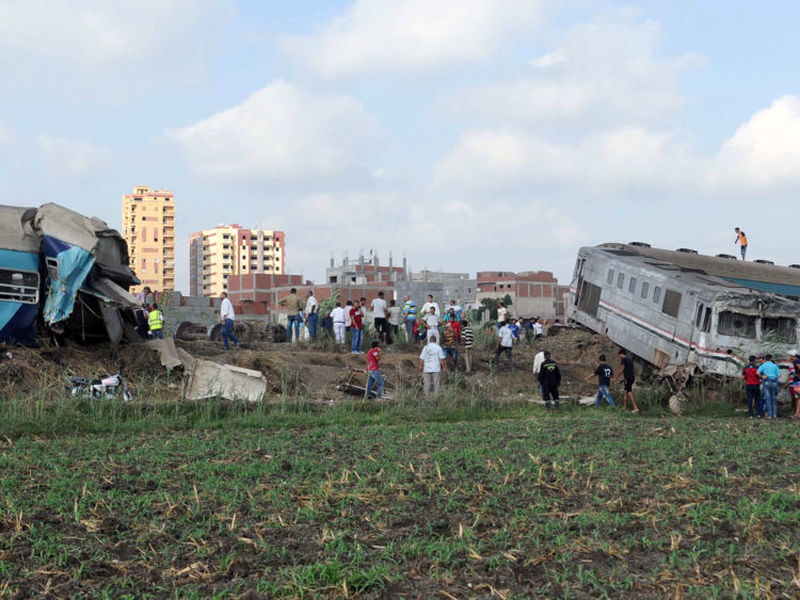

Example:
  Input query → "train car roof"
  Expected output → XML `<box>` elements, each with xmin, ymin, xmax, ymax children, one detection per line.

<box><xmin>583</xmin><ymin>244</ymin><xmax>800</xmax><ymax>316</ymax></box>
<box><xmin>597</xmin><ymin>243</ymin><xmax>800</xmax><ymax>289</ymax></box>
<box><xmin>0</xmin><ymin>205</ymin><xmax>39</xmax><ymax>253</ymax></box>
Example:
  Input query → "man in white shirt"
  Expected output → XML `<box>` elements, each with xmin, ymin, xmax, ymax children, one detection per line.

<box><xmin>494</xmin><ymin>321</ymin><xmax>514</xmax><ymax>369</ymax></box>
<box><xmin>219</xmin><ymin>292</ymin><xmax>240</xmax><ymax>350</ymax></box>
<box><xmin>331</xmin><ymin>302</ymin><xmax>346</xmax><ymax>345</ymax></box>
<box><xmin>370</xmin><ymin>291</ymin><xmax>388</xmax><ymax>343</ymax></box>
<box><xmin>421</xmin><ymin>295</ymin><xmax>440</xmax><ymax>319</ymax></box>
<box><xmin>387</xmin><ymin>299</ymin><xmax>402</xmax><ymax>343</ymax></box>
<box><xmin>532</xmin><ymin>348</ymin><xmax>546</xmax><ymax>397</ymax></box>
<box><xmin>423</xmin><ymin>306</ymin><xmax>440</xmax><ymax>341</ymax></box>
<box><xmin>419</xmin><ymin>335</ymin><xmax>446</xmax><ymax>396</ymax></box>
<box><xmin>304</xmin><ymin>291</ymin><xmax>319</xmax><ymax>340</ymax></box>
<box><xmin>497</xmin><ymin>302</ymin><xmax>508</xmax><ymax>330</ymax></box>
<box><xmin>532</xmin><ymin>317</ymin><xmax>543</xmax><ymax>338</ymax></box>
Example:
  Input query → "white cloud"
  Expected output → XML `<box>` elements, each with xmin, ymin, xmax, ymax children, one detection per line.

<box><xmin>710</xmin><ymin>95</ymin><xmax>800</xmax><ymax>189</ymax></box>
<box><xmin>433</xmin><ymin>127</ymin><xmax>699</xmax><ymax>193</ymax></box>
<box><xmin>279</xmin><ymin>0</ymin><xmax>544</xmax><ymax>77</ymax></box>
<box><xmin>166</xmin><ymin>80</ymin><xmax>380</xmax><ymax>180</ymax></box>
<box><xmin>35</xmin><ymin>134</ymin><xmax>112</xmax><ymax>178</ymax></box>
<box><xmin>0</xmin><ymin>0</ymin><xmax>227</xmax><ymax>96</ymax></box>
<box><xmin>448</xmin><ymin>17</ymin><xmax>702</xmax><ymax>129</ymax></box>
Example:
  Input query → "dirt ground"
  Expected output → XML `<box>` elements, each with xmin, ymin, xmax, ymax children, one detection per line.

<box><xmin>0</xmin><ymin>327</ymin><xmax>627</xmax><ymax>402</ymax></box>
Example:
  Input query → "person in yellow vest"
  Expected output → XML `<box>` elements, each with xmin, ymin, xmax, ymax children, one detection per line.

<box><xmin>147</xmin><ymin>304</ymin><xmax>165</xmax><ymax>339</ymax></box>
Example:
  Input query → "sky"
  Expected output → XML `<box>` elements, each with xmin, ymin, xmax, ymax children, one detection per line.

<box><xmin>2</xmin><ymin>0</ymin><xmax>800</xmax><ymax>293</ymax></box>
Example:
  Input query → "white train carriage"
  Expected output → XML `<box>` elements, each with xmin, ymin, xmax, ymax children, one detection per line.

<box><xmin>569</xmin><ymin>244</ymin><xmax>800</xmax><ymax>377</ymax></box>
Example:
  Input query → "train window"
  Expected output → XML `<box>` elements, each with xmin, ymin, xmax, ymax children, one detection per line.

<box><xmin>653</xmin><ymin>286</ymin><xmax>662</xmax><ymax>304</ymax></box>
<box><xmin>662</xmin><ymin>290</ymin><xmax>681</xmax><ymax>318</ymax></box>
<box><xmin>702</xmin><ymin>307</ymin><xmax>712</xmax><ymax>332</ymax></box>
<box><xmin>578</xmin><ymin>281</ymin><xmax>601</xmax><ymax>318</ymax></box>
<box><xmin>717</xmin><ymin>311</ymin><xmax>756</xmax><ymax>339</ymax></box>
<box><xmin>695</xmin><ymin>303</ymin><xmax>704</xmax><ymax>327</ymax></box>
<box><xmin>640</xmin><ymin>281</ymin><xmax>649</xmax><ymax>299</ymax></box>
<box><xmin>617</xmin><ymin>273</ymin><xmax>624</xmax><ymax>289</ymax></box>
<box><xmin>607</xmin><ymin>269</ymin><xmax>614</xmax><ymax>285</ymax></box>
<box><xmin>762</xmin><ymin>317</ymin><xmax>797</xmax><ymax>343</ymax></box>
<box><xmin>628</xmin><ymin>277</ymin><xmax>637</xmax><ymax>293</ymax></box>
<box><xmin>0</xmin><ymin>269</ymin><xmax>39</xmax><ymax>304</ymax></box>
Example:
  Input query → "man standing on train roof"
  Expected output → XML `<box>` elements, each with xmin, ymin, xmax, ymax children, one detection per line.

<box><xmin>611</xmin><ymin>349</ymin><xmax>640</xmax><ymax>413</ymax></box>
<box><xmin>734</xmin><ymin>227</ymin><xmax>748</xmax><ymax>260</ymax></box>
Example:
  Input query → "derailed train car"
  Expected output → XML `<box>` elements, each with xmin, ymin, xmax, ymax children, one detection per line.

<box><xmin>0</xmin><ymin>203</ymin><xmax>143</xmax><ymax>346</ymax></box>
<box><xmin>569</xmin><ymin>243</ymin><xmax>800</xmax><ymax>377</ymax></box>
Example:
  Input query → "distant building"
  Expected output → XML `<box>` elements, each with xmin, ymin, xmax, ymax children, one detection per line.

<box><xmin>398</xmin><ymin>269</ymin><xmax>477</xmax><ymax>309</ymax></box>
<box><xmin>325</xmin><ymin>251</ymin><xmax>408</xmax><ymax>285</ymax></box>
<box><xmin>121</xmin><ymin>185</ymin><xmax>175</xmax><ymax>295</ymax></box>
<box><xmin>476</xmin><ymin>271</ymin><xmax>567</xmax><ymax>320</ymax></box>
<box><xmin>189</xmin><ymin>224</ymin><xmax>285</xmax><ymax>297</ymax></box>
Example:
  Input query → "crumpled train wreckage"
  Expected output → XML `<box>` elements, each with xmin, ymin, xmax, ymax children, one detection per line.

<box><xmin>1</xmin><ymin>203</ymin><xmax>141</xmax><ymax>346</ymax></box>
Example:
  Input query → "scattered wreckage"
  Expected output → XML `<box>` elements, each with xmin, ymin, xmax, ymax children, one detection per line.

<box><xmin>1</xmin><ymin>203</ymin><xmax>142</xmax><ymax>346</ymax></box>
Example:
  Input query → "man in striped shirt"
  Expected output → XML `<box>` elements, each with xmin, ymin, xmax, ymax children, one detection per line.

<box><xmin>461</xmin><ymin>319</ymin><xmax>474</xmax><ymax>373</ymax></box>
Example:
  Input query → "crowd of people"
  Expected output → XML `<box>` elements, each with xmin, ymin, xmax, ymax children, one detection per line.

<box><xmin>742</xmin><ymin>352</ymin><xmax>800</xmax><ymax>419</ymax></box>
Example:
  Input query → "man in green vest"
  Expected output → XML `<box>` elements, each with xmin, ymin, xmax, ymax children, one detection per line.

<box><xmin>147</xmin><ymin>304</ymin><xmax>165</xmax><ymax>339</ymax></box>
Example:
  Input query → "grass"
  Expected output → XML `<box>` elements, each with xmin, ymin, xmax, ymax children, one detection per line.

<box><xmin>1</xmin><ymin>390</ymin><xmax>800</xmax><ymax>598</ymax></box>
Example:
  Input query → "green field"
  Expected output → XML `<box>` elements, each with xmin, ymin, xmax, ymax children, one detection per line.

<box><xmin>2</xmin><ymin>402</ymin><xmax>799</xmax><ymax>599</ymax></box>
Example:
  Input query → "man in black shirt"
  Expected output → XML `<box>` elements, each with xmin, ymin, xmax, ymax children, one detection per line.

<box><xmin>612</xmin><ymin>349</ymin><xmax>639</xmax><ymax>413</ymax></box>
<box><xmin>584</xmin><ymin>354</ymin><xmax>615</xmax><ymax>407</ymax></box>
<box><xmin>537</xmin><ymin>351</ymin><xmax>561</xmax><ymax>410</ymax></box>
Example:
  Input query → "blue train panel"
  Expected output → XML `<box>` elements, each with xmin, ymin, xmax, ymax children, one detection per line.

<box><xmin>40</xmin><ymin>235</ymin><xmax>95</xmax><ymax>325</ymax></box>
<box><xmin>0</xmin><ymin>249</ymin><xmax>41</xmax><ymax>345</ymax></box>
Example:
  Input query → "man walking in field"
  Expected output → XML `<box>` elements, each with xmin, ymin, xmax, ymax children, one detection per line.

<box><xmin>494</xmin><ymin>320</ymin><xmax>514</xmax><ymax>369</ymax></box>
<box><xmin>585</xmin><ymin>354</ymin><xmax>615</xmax><ymax>407</ymax></box>
<box><xmin>219</xmin><ymin>292</ymin><xmax>240</xmax><ymax>350</ymax></box>
<box><xmin>419</xmin><ymin>335</ymin><xmax>446</xmax><ymax>396</ymax></box>
<box><xmin>441</xmin><ymin>321</ymin><xmax>458</xmax><ymax>371</ymax></box>
<box><xmin>387</xmin><ymin>298</ymin><xmax>401</xmax><ymax>344</ymax></box>
<box><xmin>734</xmin><ymin>227</ymin><xmax>748</xmax><ymax>260</ymax></box>
<box><xmin>351</xmin><ymin>299</ymin><xmax>364</xmax><ymax>354</ymax></box>
<box><xmin>612</xmin><ymin>349</ymin><xmax>639</xmax><ymax>413</ymax></box>
<box><xmin>365</xmin><ymin>341</ymin><xmax>384</xmax><ymax>400</ymax></box>
<box><xmin>538</xmin><ymin>351</ymin><xmax>561</xmax><ymax>410</ymax></box>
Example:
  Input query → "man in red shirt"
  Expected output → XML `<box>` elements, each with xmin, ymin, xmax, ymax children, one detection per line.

<box><xmin>365</xmin><ymin>341</ymin><xmax>383</xmax><ymax>399</ymax></box>
<box><xmin>351</xmin><ymin>300</ymin><xmax>364</xmax><ymax>354</ymax></box>
<box><xmin>741</xmin><ymin>355</ymin><xmax>761</xmax><ymax>418</ymax></box>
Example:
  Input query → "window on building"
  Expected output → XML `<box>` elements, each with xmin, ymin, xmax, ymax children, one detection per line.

<box><xmin>653</xmin><ymin>286</ymin><xmax>661</xmax><ymax>304</ymax></box>
<box><xmin>154</xmin><ymin>259</ymin><xmax>159</xmax><ymax>274</ymax></box>
<box><xmin>607</xmin><ymin>269</ymin><xmax>614</xmax><ymax>285</ymax></box>
<box><xmin>141</xmin><ymin>258</ymin><xmax>146</xmax><ymax>273</ymax></box>
<box><xmin>628</xmin><ymin>277</ymin><xmax>637</xmax><ymax>294</ymax></box>
<box><xmin>617</xmin><ymin>272</ymin><xmax>624</xmax><ymax>289</ymax></box>
<box><xmin>640</xmin><ymin>281</ymin><xmax>649</xmax><ymax>299</ymax></box>
<box><xmin>141</xmin><ymin>228</ymin><xmax>146</xmax><ymax>242</ymax></box>
<box><xmin>662</xmin><ymin>290</ymin><xmax>681</xmax><ymax>318</ymax></box>
<box><xmin>153</xmin><ymin>227</ymin><xmax>158</xmax><ymax>242</ymax></box>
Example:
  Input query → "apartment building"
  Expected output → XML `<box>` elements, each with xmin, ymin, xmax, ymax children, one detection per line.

<box><xmin>121</xmin><ymin>186</ymin><xmax>175</xmax><ymax>295</ymax></box>
<box><xmin>476</xmin><ymin>270</ymin><xmax>568</xmax><ymax>319</ymax></box>
<box><xmin>189</xmin><ymin>224</ymin><xmax>285</xmax><ymax>297</ymax></box>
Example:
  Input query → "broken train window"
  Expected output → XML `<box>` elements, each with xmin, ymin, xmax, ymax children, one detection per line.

<box><xmin>717</xmin><ymin>311</ymin><xmax>756</xmax><ymax>339</ymax></box>
<box><xmin>762</xmin><ymin>317</ymin><xmax>797</xmax><ymax>343</ymax></box>
<box><xmin>0</xmin><ymin>269</ymin><xmax>39</xmax><ymax>304</ymax></box>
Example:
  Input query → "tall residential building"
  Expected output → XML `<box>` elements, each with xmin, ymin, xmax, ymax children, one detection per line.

<box><xmin>189</xmin><ymin>224</ymin><xmax>285</xmax><ymax>297</ymax></box>
<box><xmin>121</xmin><ymin>186</ymin><xmax>175</xmax><ymax>295</ymax></box>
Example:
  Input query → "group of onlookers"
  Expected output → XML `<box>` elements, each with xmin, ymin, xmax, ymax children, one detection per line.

<box><xmin>742</xmin><ymin>352</ymin><xmax>800</xmax><ymax>419</ymax></box>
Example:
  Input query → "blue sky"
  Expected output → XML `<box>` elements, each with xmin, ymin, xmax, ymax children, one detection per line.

<box><xmin>1</xmin><ymin>0</ymin><xmax>799</xmax><ymax>292</ymax></box>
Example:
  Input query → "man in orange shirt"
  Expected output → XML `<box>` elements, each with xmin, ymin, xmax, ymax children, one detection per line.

<box><xmin>734</xmin><ymin>227</ymin><xmax>748</xmax><ymax>260</ymax></box>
